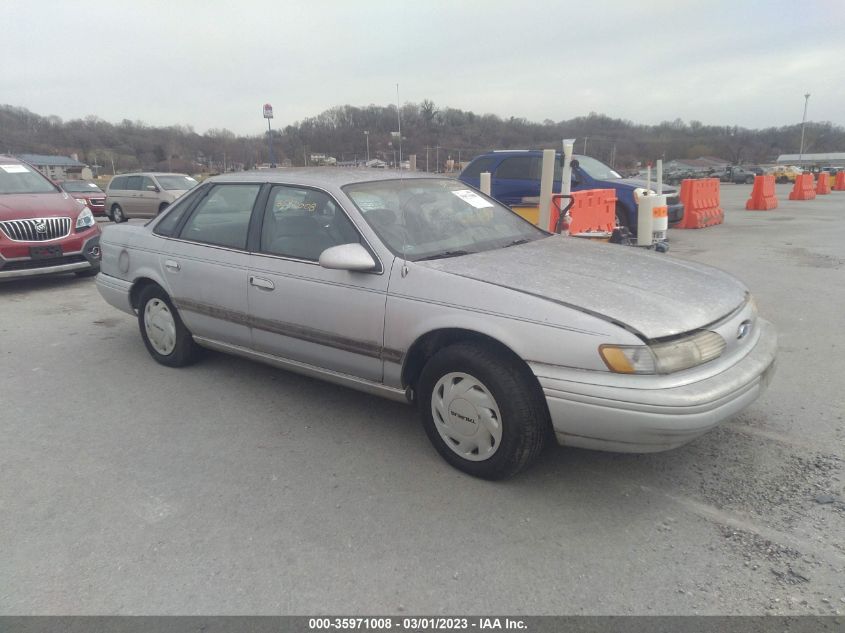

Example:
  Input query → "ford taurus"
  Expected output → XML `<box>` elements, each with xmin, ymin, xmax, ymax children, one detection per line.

<box><xmin>96</xmin><ymin>169</ymin><xmax>777</xmax><ymax>479</ymax></box>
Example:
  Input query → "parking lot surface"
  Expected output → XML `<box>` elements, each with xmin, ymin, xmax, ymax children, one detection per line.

<box><xmin>1</xmin><ymin>183</ymin><xmax>843</xmax><ymax>615</ymax></box>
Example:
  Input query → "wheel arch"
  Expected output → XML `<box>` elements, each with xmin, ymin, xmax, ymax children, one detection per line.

<box><xmin>400</xmin><ymin>327</ymin><xmax>543</xmax><ymax>400</ymax></box>
<box><xmin>129</xmin><ymin>276</ymin><xmax>167</xmax><ymax>310</ymax></box>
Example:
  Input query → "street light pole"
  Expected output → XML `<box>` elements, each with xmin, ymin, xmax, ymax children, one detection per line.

<box><xmin>799</xmin><ymin>93</ymin><xmax>811</xmax><ymax>163</ymax></box>
<box><xmin>364</xmin><ymin>131</ymin><xmax>369</xmax><ymax>164</ymax></box>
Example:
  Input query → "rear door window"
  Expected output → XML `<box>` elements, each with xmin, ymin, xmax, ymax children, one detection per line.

<box><xmin>461</xmin><ymin>157</ymin><xmax>497</xmax><ymax>180</ymax></box>
<box><xmin>495</xmin><ymin>156</ymin><xmax>540</xmax><ymax>180</ymax></box>
<box><xmin>126</xmin><ymin>176</ymin><xmax>143</xmax><ymax>191</ymax></box>
<box><xmin>179</xmin><ymin>184</ymin><xmax>261</xmax><ymax>250</ymax></box>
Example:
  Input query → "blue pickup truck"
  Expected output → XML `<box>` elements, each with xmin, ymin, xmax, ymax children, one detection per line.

<box><xmin>458</xmin><ymin>150</ymin><xmax>684</xmax><ymax>230</ymax></box>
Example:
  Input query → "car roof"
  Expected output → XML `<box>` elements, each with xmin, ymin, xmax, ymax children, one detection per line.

<box><xmin>0</xmin><ymin>154</ymin><xmax>26</xmax><ymax>165</ymax></box>
<box><xmin>472</xmin><ymin>151</ymin><xmax>587</xmax><ymax>160</ymax></box>
<box><xmin>209</xmin><ymin>168</ymin><xmax>445</xmax><ymax>187</ymax></box>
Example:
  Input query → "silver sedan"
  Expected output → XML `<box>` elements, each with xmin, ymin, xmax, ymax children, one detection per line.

<box><xmin>96</xmin><ymin>169</ymin><xmax>777</xmax><ymax>479</ymax></box>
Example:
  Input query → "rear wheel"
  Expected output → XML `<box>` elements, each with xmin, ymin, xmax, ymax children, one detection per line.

<box><xmin>111</xmin><ymin>204</ymin><xmax>126</xmax><ymax>223</ymax></box>
<box><xmin>137</xmin><ymin>285</ymin><xmax>201</xmax><ymax>367</ymax></box>
<box><xmin>418</xmin><ymin>343</ymin><xmax>548</xmax><ymax>479</ymax></box>
<box><xmin>744</xmin><ymin>175</ymin><xmax>754</xmax><ymax>184</ymax></box>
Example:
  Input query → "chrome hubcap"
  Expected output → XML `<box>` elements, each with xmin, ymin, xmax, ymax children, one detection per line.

<box><xmin>431</xmin><ymin>372</ymin><xmax>502</xmax><ymax>461</ymax></box>
<box><xmin>144</xmin><ymin>298</ymin><xmax>176</xmax><ymax>356</ymax></box>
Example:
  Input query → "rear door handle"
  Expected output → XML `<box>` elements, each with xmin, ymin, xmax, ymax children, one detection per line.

<box><xmin>249</xmin><ymin>276</ymin><xmax>274</xmax><ymax>290</ymax></box>
<box><xmin>164</xmin><ymin>260</ymin><xmax>180</xmax><ymax>271</ymax></box>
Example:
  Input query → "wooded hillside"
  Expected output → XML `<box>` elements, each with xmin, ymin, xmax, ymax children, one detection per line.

<box><xmin>2</xmin><ymin>102</ymin><xmax>842</xmax><ymax>173</ymax></box>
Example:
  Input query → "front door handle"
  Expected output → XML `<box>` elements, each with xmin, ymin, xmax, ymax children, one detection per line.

<box><xmin>249</xmin><ymin>276</ymin><xmax>275</xmax><ymax>290</ymax></box>
<box><xmin>164</xmin><ymin>259</ymin><xmax>180</xmax><ymax>271</ymax></box>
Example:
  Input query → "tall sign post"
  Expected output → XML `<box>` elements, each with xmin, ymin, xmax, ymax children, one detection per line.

<box><xmin>263</xmin><ymin>103</ymin><xmax>275</xmax><ymax>167</ymax></box>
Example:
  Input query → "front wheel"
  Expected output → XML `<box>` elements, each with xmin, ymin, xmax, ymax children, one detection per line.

<box><xmin>418</xmin><ymin>343</ymin><xmax>549</xmax><ymax>479</ymax></box>
<box><xmin>744</xmin><ymin>176</ymin><xmax>754</xmax><ymax>184</ymax></box>
<box><xmin>137</xmin><ymin>285</ymin><xmax>201</xmax><ymax>367</ymax></box>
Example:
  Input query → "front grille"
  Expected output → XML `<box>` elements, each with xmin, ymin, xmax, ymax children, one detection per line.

<box><xmin>0</xmin><ymin>254</ymin><xmax>86</xmax><ymax>271</ymax></box>
<box><xmin>89</xmin><ymin>198</ymin><xmax>105</xmax><ymax>206</ymax></box>
<box><xmin>0</xmin><ymin>217</ymin><xmax>72</xmax><ymax>242</ymax></box>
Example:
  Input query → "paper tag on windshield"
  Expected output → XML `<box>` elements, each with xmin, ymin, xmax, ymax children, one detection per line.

<box><xmin>1</xmin><ymin>164</ymin><xmax>30</xmax><ymax>173</ymax></box>
<box><xmin>89</xmin><ymin>182</ymin><xmax>98</xmax><ymax>187</ymax></box>
<box><xmin>451</xmin><ymin>189</ymin><xmax>494</xmax><ymax>209</ymax></box>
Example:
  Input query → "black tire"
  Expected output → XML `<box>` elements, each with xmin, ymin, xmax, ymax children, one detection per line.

<box><xmin>744</xmin><ymin>176</ymin><xmax>754</xmax><ymax>184</ymax></box>
<box><xmin>615</xmin><ymin>202</ymin><xmax>629</xmax><ymax>229</ymax></box>
<box><xmin>418</xmin><ymin>342</ymin><xmax>549</xmax><ymax>480</ymax></box>
<box><xmin>137</xmin><ymin>284</ymin><xmax>201</xmax><ymax>367</ymax></box>
<box><xmin>74</xmin><ymin>267</ymin><xmax>99</xmax><ymax>278</ymax></box>
<box><xmin>111</xmin><ymin>204</ymin><xmax>126</xmax><ymax>223</ymax></box>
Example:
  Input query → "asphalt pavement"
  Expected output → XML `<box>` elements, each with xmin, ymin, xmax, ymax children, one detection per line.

<box><xmin>1</xmin><ymin>183</ymin><xmax>843</xmax><ymax>615</ymax></box>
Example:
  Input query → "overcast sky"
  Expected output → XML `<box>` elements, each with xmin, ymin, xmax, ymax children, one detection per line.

<box><xmin>3</xmin><ymin>0</ymin><xmax>844</xmax><ymax>135</ymax></box>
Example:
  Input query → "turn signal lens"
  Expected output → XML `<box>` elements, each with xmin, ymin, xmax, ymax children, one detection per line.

<box><xmin>599</xmin><ymin>345</ymin><xmax>656</xmax><ymax>374</ymax></box>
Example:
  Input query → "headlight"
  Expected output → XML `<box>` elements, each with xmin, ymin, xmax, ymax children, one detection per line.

<box><xmin>75</xmin><ymin>197</ymin><xmax>87</xmax><ymax>205</ymax></box>
<box><xmin>600</xmin><ymin>331</ymin><xmax>726</xmax><ymax>375</ymax></box>
<box><xmin>76</xmin><ymin>207</ymin><xmax>95</xmax><ymax>229</ymax></box>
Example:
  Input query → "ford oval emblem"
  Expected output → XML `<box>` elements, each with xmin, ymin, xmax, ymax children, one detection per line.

<box><xmin>737</xmin><ymin>320</ymin><xmax>752</xmax><ymax>340</ymax></box>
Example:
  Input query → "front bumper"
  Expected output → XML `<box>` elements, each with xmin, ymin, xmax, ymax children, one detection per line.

<box><xmin>0</xmin><ymin>234</ymin><xmax>100</xmax><ymax>280</ymax></box>
<box><xmin>532</xmin><ymin>319</ymin><xmax>777</xmax><ymax>453</ymax></box>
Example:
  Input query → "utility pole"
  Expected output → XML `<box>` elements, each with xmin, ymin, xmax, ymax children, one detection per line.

<box><xmin>364</xmin><ymin>131</ymin><xmax>369</xmax><ymax>163</ymax></box>
<box><xmin>436</xmin><ymin>146</ymin><xmax>440</xmax><ymax>173</ymax></box>
<box><xmin>799</xmin><ymin>92</ymin><xmax>811</xmax><ymax>163</ymax></box>
<box><xmin>583</xmin><ymin>137</ymin><xmax>588</xmax><ymax>155</ymax></box>
<box><xmin>425</xmin><ymin>147</ymin><xmax>430</xmax><ymax>172</ymax></box>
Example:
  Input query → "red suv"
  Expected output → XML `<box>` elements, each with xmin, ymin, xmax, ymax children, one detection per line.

<box><xmin>58</xmin><ymin>179</ymin><xmax>108</xmax><ymax>216</ymax></box>
<box><xmin>0</xmin><ymin>156</ymin><xmax>101</xmax><ymax>280</ymax></box>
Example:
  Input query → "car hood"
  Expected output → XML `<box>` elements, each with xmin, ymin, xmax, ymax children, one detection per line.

<box><xmin>614</xmin><ymin>177</ymin><xmax>679</xmax><ymax>194</ymax></box>
<box><xmin>0</xmin><ymin>192</ymin><xmax>81</xmax><ymax>220</ymax></box>
<box><xmin>417</xmin><ymin>236</ymin><xmax>747</xmax><ymax>340</ymax></box>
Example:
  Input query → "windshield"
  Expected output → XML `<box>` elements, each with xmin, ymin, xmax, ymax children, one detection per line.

<box><xmin>156</xmin><ymin>175</ymin><xmax>198</xmax><ymax>190</ymax></box>
<box><xmin>0</xmin><ymin>163</ymin><xmax>59</xmax><ymax>194</ymax></box>
<box><xmin>343</xmin><ymin>178</ymin><xmax>546</xmax><ymax>261</ymax></box>
<box><xmin>575</xmin><ymin>155</ymin><xmax>622</xmax><ymax>180</ymax></box>
<box><xmin>61</xmin><ymin>180</ymin><xmax>103</xmax><ymax>193</ymax></box>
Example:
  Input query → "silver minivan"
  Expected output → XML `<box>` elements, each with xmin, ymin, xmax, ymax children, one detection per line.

<box><xmin>105</xmin><ymin>172</ymin><xmax>198</xmax><ymax>222</ymax></box>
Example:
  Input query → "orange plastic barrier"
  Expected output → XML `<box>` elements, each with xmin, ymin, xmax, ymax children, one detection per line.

<box><xmin>549</xmin><ymin>188</ymin><xmax>616</xmax><ymax>233</ymax></box>
<box><xmin>816</xmin><ymin>171</ymin><xmax>831</xmax><ymax>195</ymax></box>
<box><xmin>834</xmin><ymin>172</ymin><xmax>845</xmax><ymax>191</ymax></box>
<box><xmin>677</xmin><ymin>178</ymin><xmax>723</xmax><ymax>229</ymax></box>
<box><xmin>788</xmin><ymin>173</ymin><xmax>816</xmax><ymax>200</ymax></box>
<box><xmin>745</xmin><ymin>175</ymin><xmax>778</xmax><ymax>210</ymax></box>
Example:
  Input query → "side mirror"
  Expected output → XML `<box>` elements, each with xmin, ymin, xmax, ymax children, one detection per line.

<box><xmin>319</xmin><ymin>243</ymin><xmax>377</xmax><ymax>272</ymax></box>
<box><xmin>147</xmin><ymin>185</ymin><xmax>160</xmax><ymax>192</ymax></box>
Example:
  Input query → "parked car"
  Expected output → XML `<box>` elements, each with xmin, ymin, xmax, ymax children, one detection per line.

<box><xmin>58</xmin><ymin>179</ymin><xmax>107</xmax><ymax>216</ymax></box>
<box><xmin>0</xmin><ymin>156</ymin><xmax>101</xmax><ymax>280</ymax></box>
<box><xmin>96</xmin><ymin>169</ymin><xmax>776</xmax><ymax>479</ymax></box>
<box><xmin>458</xmin><ymin>151</ymin><xmax>684</xmax><ymax>232</ymax></box>
<box><xmin>709</xmin><ymin>166</ymin><xmax>757</xmax><ymax>184</ymax></box>
<box><xmin>105</xmin><ymin>172</ymin><xmax>198</xmax><ymax>222</ymax></box>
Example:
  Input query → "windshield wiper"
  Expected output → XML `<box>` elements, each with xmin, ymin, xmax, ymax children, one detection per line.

<box><xmin>504</xmin><ymin>238</ymin><xmax>532</xmax><ymax>247</ymax></box>
<box><xmin>415</xmin><ymin>250</ymin><xmax>474</xmax><ymax>261</ymax></box>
